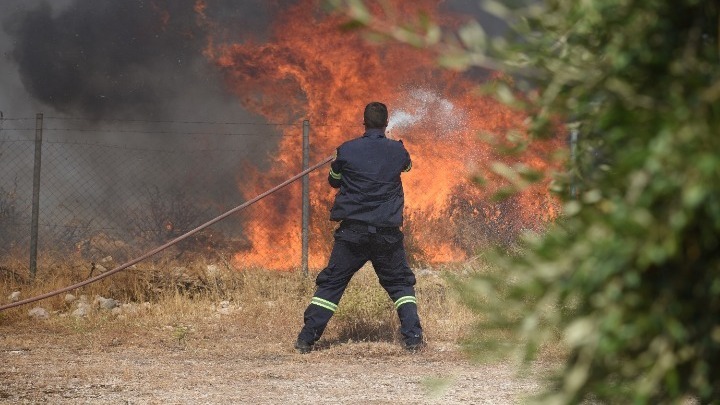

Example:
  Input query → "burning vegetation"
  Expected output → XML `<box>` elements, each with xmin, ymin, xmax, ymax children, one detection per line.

<box><xmin>3</xmin><ymin>0</ymin><xmax>563</xmax><ymax>270</ymax></box>
<box><xmin>200</xmin><ymin>0</ymin><xmax>563</xmax><ymax>269</ymax></box>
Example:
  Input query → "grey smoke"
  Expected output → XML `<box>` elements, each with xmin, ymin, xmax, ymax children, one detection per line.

<box><xmin>2</xmin><ymin>0</ymin><xmax>503</xmax><ymax>120</ymax></box>
<box><xmin>443</xmin><ymin>0</ymin><xmax>508</xmax><ymax>37</ymax></box>
<box><xmin>0</xmin><ymin>0</ymin><xmax>295</xmax><ymax>249</ymax></box>
<box><xmin>0</xmin><ymin>1</ymin><xmax>504</xmax><ymax>254</ymax></box>
<box><xmin>2</xmin><ymin>0</ymin><xmax>286</xmax><ymax>120</ymax></box>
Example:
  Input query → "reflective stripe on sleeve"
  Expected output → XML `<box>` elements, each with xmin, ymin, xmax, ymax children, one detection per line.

<box><xmin>311</xmin><ymin>296</ymin><xmax>338</xmax><ymax>312</ymax></box>
<box><xmin>394</xmin><ymin>296</ymin><xmax>417</xmax><ymax>309</ymax></box>
<box><xmin>329</xmin><ymin>168</ymin><xmax>342</xmax><ymax>180</ymax></box>
<box><xmin>403</xmin><ymin>161</ymin><xmax>412</xmax><ymax>172</ymax></box>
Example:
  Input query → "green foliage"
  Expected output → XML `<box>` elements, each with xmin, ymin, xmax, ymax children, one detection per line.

<box><xmin>461</xmin><ymin>1</ymin><xmax>720</xmax><ymax>403</ymax></box>
<box><xmin>331</xmin><ymin>0</ymin><xmax>720</xmax><ymax>402</ymax></box>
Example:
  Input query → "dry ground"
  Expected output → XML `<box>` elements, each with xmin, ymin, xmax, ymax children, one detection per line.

<box><xmin>1</xmin><ymin>262</ymin><xmax>559</xmax><ymax>404</ymax></box>
<box><xmin>0</xmin><ymin>311</ymin><xmax>553</xmax><ymax>404</ymax></box>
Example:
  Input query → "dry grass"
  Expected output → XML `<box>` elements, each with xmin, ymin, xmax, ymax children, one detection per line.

<box><xmin>0</xmin><ymin>253</ymin><xmax>478</xmax><ymax>350</ymax></box>
<box><xmin>0</xmin><ymin>254</ymin><xmax>566</xmax><ymax>403</ymax></box>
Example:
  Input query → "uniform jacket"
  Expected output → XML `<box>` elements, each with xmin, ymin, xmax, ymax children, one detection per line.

<box><xmin>328</xmin><ymin>128</ymin><xmax>412</xmax><ymax>227</ymax></box>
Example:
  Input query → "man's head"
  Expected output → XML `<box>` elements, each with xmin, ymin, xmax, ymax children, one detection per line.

<box><xmin>363</xmin><ymin>102</ymin><xmax>388</xmax><ymax>129</ymax></box>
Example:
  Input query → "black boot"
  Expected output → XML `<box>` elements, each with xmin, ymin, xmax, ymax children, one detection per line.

<box><xmin>295</xmin><ymin>338</ymin><xmax>313</xmax><ymax>354</ymax></box>
<box><xmin>403</xmin><ymin>336</ymin><xmax>425</xmax><ymax>352</ymax></box>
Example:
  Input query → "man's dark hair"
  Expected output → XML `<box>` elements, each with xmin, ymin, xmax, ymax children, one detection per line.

<box><xmin>364</xmin><ymin>102</ymin><xmax>388</xmax><ymax>129</ymax></box>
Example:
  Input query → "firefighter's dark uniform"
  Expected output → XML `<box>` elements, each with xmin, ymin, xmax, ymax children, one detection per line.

<box><xmin>297</xmin><ymin>127</ymin><xmax>423</xmax><ymax>349</ymax></box>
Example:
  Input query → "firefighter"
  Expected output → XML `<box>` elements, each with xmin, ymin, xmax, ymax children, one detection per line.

<box><xmin>295</xmin><ymin>101</ymin><xmax>423</xmax><ymax>354</ymax></box>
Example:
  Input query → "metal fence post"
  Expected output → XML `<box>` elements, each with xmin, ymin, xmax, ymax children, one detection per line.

<box><xmin>568</xmin><ymin>121</ymin><xmax>579</xmax><ymax>199</ymax></box>
<box><xmin>30</xmin><ymin>113</ymin><xmax>43</xmax><ymax>280</ymax></box>
<box><xmin>301</xmin><ymin>120</ymin><xmax>310</xmax><ymax>276</ymax></box>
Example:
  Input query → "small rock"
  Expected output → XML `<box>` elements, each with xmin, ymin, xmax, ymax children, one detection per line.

<box><xmin>219</xmin><ymin>300</ymin><xmax>230</xmax><ymax>309</ymax></box>
<box><xmin>8</xmin><ymin>291</ymin><xmax>21</xmax><ymax>302</ymax></box>
<box><xmin>28</xmin><ymin>307</ymin><xmax>49</xmax><ymax>319</ymax></box>
<box><xmin>95</xmin><ymin>296</ymin><xmax>119</xmax><ymax>310</ymax></box>
<box><xmin>64</xmin><ymin>294</ymin><xmax>77</xmax><ymax>304</ymax></box>
<box><xmin>72</xmin><ymin>302</ymin><xmax>92</xmax><ymax>318</ymax></box>
<box><xmin>100</xmin><ymin>256</ymin><xmax>113</xmax><ymax>264</ymax></box>
<box><xmin>103</xmin><ymin>298</ymin><xmax>119</xmax><ymax>310</ymax></box>
<box><xmin>121</xmin><ymin>303</ymin><xmax>137</xmax><ymax>314</ymax></box>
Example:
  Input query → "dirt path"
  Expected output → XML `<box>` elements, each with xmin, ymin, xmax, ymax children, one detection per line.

<box><xmin>1</xmin><ymin>324</ymin><xmax>547</xmax><ymax>404</ymax></box>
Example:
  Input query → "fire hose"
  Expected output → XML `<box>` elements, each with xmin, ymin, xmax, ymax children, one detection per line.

<box><xmin>0</xmin><ymin>155</ymin><xmax>334</xmax><ymax>312</ymax></box>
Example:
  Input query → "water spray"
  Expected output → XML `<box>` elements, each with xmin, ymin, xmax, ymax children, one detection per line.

<box><xmin>0</xmin><ymin>155</ymin><xmax>334</xmax><ymax>312</ymax></box>
<box><xmin>386</xmin><ymin>88</ymin><xmax>464</xmax><ymax>140</ymax></box>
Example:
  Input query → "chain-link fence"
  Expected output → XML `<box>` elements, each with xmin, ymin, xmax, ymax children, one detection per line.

<box><xmin>0</xmin><ymin>114</ymin><xmax>324</xmax><ymax>276</ymax></box>
<box><xmin>1</xmin><ymin>113</ymin><xmax>558</xmax><ymax>281</ymax></box>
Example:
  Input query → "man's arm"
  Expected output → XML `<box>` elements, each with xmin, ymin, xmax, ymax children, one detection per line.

<box><xmin>328</xmin><ymin>149</ymin><xmax>342</xmax><ymax>188</ymax></box>
<box><xmin>402</xmin><ymin>148</ymin><xmax>412</xmax><ymax>173</ymax></box>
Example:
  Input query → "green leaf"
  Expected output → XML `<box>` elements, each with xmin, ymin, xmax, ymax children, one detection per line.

<box><xmin>481</xmin><ymin>0</ymin><xmax>512</xmax><ymax>19</ymax></box>
<box><xmin>458</xmin><ymin>20</ymin><xmax>487</xmax><ymax>52</ymax></box>
<box><xmin>437</xmin><ymin>51</ymin><xmax>472</xmax><ymax>71</ymax></box>
<box><xmin>346</xmin><ymin>0</ymin><xmax>371</xmax><ymax>23</ymax></box>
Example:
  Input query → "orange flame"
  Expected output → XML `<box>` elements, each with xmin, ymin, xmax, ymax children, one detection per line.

<box><xmin>201</xmin><ymin>0</ymin><xmax>561</xmax><ymax>269</ymax></box>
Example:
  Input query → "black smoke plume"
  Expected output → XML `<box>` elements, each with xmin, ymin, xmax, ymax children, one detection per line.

<box><xmin>3</xmin><ymin>0</ymin><xmax>285</xmax><ymax>119</ymax></box>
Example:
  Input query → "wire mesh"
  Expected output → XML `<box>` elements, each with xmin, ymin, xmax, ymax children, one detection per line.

<box><xmin>0</xmin><ymin>115</ymin><xmax>311</xmax><ymax>275</ymax></box>
<box><xmin>0</xmin><ymin>118</ymin><xmax>35</xmax><ymax>257</ymax></box>
<box><xmin>0</xmin><ymin>113</ymin><xmax>553</xmax><ymax>282</ymax></box>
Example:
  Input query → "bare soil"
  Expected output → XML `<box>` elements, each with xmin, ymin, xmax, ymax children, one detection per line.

<box><xmin>0</xmin><ymin>318</ymin><xmax>549</xmax><ymax>404</ymax></box>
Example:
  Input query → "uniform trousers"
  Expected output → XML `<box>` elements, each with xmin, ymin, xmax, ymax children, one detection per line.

<box><xmin>297</xmin><ymin>221</ymin><xmax>423</xmax><ymax>345</ymax></box>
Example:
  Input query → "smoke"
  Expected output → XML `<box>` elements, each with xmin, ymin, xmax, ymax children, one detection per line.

<box><xmin>0</xmin><ymin>0</ymin><xmax>303</xmax><ymax>243</ymax></box>
<box><xmin>2</xmin><ymin>0</ymin><xmax>287</xmax><ymax>120</ymax></box>
<box><xmin>0</xmin><ymin>0</ymin><xmax>519</xmax><ymax>253</ymax></box>
<box><xmin>2</xmin><ymin>0</ymin><xmax>504</xmax><ymax>120</ymax></box>
<box><xmin>441</xmin><ymin>0</ymin><xmax>508</xmax><ymax>38</ymax></box>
